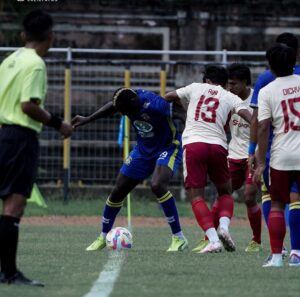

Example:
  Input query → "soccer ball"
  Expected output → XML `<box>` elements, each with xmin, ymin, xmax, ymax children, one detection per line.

<box><xmin>106</xmin><ymin>227</ymin><xmax>133</xmax><ymax>250</ymax></box>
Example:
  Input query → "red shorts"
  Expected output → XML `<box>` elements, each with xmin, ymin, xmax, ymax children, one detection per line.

<box><xmin>183</xmin><ymin>142</ymin><xmax>230</xmax><ymax>189</ymax></box>
<box><xmin>270</xmin><ymin>168</ymin><xmax>300</xmax><ymax>203</ymax></box>
<box><xmin>228</xmin><ymin>158</ymin><xmax>254</xmax><ymax>191</ymax></box>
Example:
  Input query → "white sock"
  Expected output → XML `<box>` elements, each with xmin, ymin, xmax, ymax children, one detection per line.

<box><xmin>219</xmin><ymin>217</ymin><xmax>230</xmax><ymax>232</ymax></box>
<box><xmin>174</xmin><ymin>231</ymin><xmax>184</xmax><ymax>240</ymax></box>
<box><xmin>272</xmin><ymin>253</ymin><xmax>283</xmax><ymax>262</ymax></box>
<box><xmin>290</xmin><ymin>249</ymin><xmax>300</xmax><ymax>257</ymax></box>
<box><xmin>101</xmin><ymin>232</ymin><xmax>107</xmax><ymax>239</ymax></box>
<box><xmin>205</xmin><ymin>227</ymin><xmax>219</xmax><ymax>243</ymax></box>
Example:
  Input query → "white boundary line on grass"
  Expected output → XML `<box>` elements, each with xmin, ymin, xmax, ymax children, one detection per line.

<box><xmin>83</xmin><ymin>252</ymin><xmax>125</xmax><ymax>297</ymax></box>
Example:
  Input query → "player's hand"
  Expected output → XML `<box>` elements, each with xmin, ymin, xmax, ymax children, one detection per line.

<box><xmin>71</xmin><ymin>115</ymin><xmax>90</xmax><ymax>129</ymax></box>
<box><xmin>253</xmin><ymin>163</ymin><xmax>265</xmax><ymax>184</ymax></box>
<box><xmin>248</xmin><ymin>154</ymin><xmax>256</xmax><ymax>172</ymax></box>
<box><xmin>59</xmin><ymin>121</ymin><xmax>73</xmax><ymax>138</ymax></box>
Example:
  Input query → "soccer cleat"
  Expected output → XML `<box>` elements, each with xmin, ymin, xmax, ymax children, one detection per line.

<box><xmin>167</xmin><ymin>235</ymin><xmax>188</xmax><ymax>252</ymax></box>
<box><xmin>245</xmin><ymin>240</ymin><xmax>262</xmax><ymax>252</ymax></box>
<box><xmin>263</xmin><ymin>247</ymin><xmax>288</xmax><ymax>264</ymax></box>
<box><xmin>198</xmin><ymin>241</ymin><xmax>222</xmax><ymax>253</ymax></box>
<box><xmin>0</xmin><ymin>271</ymin><xmax>44</xmax><ymax>287</ymax></box>
<box><xmin>86</xmin><ymin>235</ymin><xmax>106</xmax><ymax>251</ymax></box>
<box><xmin>288</xmin><ymin>254</ymin><xmax>300</xmax><ymax>267</ymax></box>
<box><xmin>217</xmin><ymin>228</ymin><xmax>236</xmax><ymax>252</ymax></box>
<box><xmin>192</xmin><ymin>239</ymin><xmax>209</xmax><ymax>252</ymax></box>
<box><xmin>262</xmin><ymin>256</ymin><xmax>284</xmax><ymax>267</ymax></box>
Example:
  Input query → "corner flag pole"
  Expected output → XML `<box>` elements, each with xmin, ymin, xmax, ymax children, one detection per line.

<box><xmin>124</xmin><ymin>65</ymin><xmax>132</xmax><ymax>230</ymax></box>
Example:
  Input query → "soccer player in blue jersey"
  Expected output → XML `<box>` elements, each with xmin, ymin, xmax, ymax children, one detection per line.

<box><xmin>249</xmin><ymin>32</ymin><xmax>300</xmax><ymax>265</ymax></box>
<box><xmin>72</xmin><ymin>88</ymin><xmax>188</xmax><ymax>251</ymax></box>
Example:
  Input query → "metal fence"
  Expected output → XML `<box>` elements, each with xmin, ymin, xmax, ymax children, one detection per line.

<box><xmin>0</xmin><ymin>48</ymin><xmax>267</xmax><ymax>198</ymax></box>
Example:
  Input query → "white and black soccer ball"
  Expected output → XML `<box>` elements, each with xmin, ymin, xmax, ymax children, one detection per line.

<box><xmin>106</xmin><ymin>227</ymin><xmax>133</xmax><ymax>250</ymax></box>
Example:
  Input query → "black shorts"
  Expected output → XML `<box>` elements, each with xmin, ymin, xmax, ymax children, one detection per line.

<box><xmin>0</xmin><ymin>125</ymin><xmax>39</xmax><ymax>199</ymax></box>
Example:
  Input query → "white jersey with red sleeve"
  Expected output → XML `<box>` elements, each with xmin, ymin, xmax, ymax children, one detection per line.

<box><xmin>176</xmin><ymin>83</ymin><xmax>246</xmax><ymax>149</ymax></box>
<box><xmin>258</xmin><ymin>74</ymin><xmax>300</xmax><ymax>170</ymax></box>
<box><xmin>228</xmin><ymin>89</ymin><xmax>253</xmax><ymax>159</ymax></box>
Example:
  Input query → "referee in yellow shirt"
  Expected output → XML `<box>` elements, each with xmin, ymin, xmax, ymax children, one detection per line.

<box><xmin>0</xmin><ymin>10</ymin><xmax>72</xmax><ymax>286</ymax></box>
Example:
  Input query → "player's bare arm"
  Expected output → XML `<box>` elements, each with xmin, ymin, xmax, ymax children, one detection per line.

<box><xmin>22</xmin><ymin>99</ymin><xmax>72</xmax><ymax>138</ymax></box>
<box><xmin>72</xmin><ymin>101</ymin><xmax>116</xmax><ymax>128</ymax></box>
<box><xmin>253</xmin><ymin>118</ymin><xmax>271</xmax><ymax>183</ymax></box>
<box><xmin>250</xmin><ymin>108</ymin><xmax>258</xmax><ymax>144</ymax></box>
<box><xmin>237</xmin><ymin>108</ymin><xmax>251</xmax><ymax>123</ymax></box>
<box><xmin>164</xmin><ymin>90</ymin><xmax>182</xmax><ymax>105</ymax></box>
<box><xmin>248</xmin><ymin>108</ymin><xmax>258</xmax><ymax>170</ymax></box>
<box><xmin>165</xmin><ymin>90</ymin><xmax>187</xmax><ymax>122</ymax></box>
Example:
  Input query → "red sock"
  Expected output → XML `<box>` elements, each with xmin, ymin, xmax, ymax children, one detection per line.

<box><xmin>246</xmin><ymin>204</ymin><xmax>262</xmax><ymax>244</ymax></box>
<box><xmin>218</xmin><ymin>195</ymin><xmax>234</xmax><ymax>219</ymax></box>
<box><xmin>268</xmin><ymin>210</ymin><xmax>286</xmax><ymax>254</ymax></box>
<box><xmin>192</xmin><ymin>197</ymin><xmax>214</xmax><ymax>232</ymax></box>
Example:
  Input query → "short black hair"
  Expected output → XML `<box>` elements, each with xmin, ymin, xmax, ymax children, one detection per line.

<box><xmin>276</xmin><ymin>32</ymin><xmax>298</xmax><ymax>52</ymax></box>
<box><xmin>266</xmin><ymin>43</ymin><xmax>296</xmax><ymax>77</ymax></box>
<box><xmin>23</xmin><ymin>10</ymin><xmax>53</xmax><ymax>42</ymax></box>
<box><xmin>227</xmin><ymin>63</ymin><xmax>251</xmax><ymax>85</ymax></box>
<box><xmin>112</xmin><ymin>88</ymin><xmax>138</xmax><ymax>113</ymax></box>
<box><xmin>203</xmin><ymin>65</ymin><xmax>228</xmax><ymax>87</ymax></box>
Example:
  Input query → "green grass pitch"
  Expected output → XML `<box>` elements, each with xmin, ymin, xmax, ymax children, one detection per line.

<box><xmin>0</xmin><ymin>223</ymin><xmax>299</xmax><ymax>297</ymax></box>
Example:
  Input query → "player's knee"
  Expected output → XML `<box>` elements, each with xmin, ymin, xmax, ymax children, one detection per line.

<box><xmin>271</xmin><ymin>200</ymin><xmax>285</xmax><ymax>211</ymax></box>
<box><xmin>244</xmin><ymin>197</ymin><xmax>256</xmax><ymax>208</ymax></box>
<box><xmin>150</xmin><ymin>181</ymin><xmax>166</xmax><ymax>197</ymax></box>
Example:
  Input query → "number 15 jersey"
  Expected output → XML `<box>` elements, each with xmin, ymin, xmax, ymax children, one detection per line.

<box><xmin>176</xmin><ymin>83</ymin><xmax>245</xmax><ymax>148</ymax></box>
<box><xmin>258</xmin><ymin>74</ymin><xmax>300</xmax><ymax>170</ymax></box>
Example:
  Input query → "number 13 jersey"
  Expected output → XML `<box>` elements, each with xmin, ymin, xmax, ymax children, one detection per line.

<box><xmin>176</xmin><ymin>83</ymin><xmax>245</xmax><ymax>148</ymax></box>
<box><xmin>258</xmin><ymin>74</ymin><xmax>300</xmax><ymax>170</ymax></box>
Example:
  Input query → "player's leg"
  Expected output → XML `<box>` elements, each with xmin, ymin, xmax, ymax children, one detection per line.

<box><xmin>152</xmin><ymin>143</ymin><xmax>188</xmax><ymax>251</ymax></box>
<box><xmin>86</xmin><ymin>149</ymin><xmax>145</xmax><ymax>251</ymax></box>
<box><xmin>261</xmin><ymin>154</ymin><xmax>272</xmax><ymax>225</ymax></box>
<box><xmin>1</xmin><ymin>194</ymin><xmax>26</xmax><ymax>281</ymax></box>
<box><xmin>244</xmin><ymin>166</ymin><xmax>262</xmax><ymax>252</ymax></box>
<box><xmin>288</xmin><ymin>179</ymin><xmax>300</xmax><ymax>266</ymax></box>
<box><xmin>86</xmin><ymin>172</ymin><xmax>139</xmax><ymax>251</ymax></box>
<box><xmin>0</xmin><ymin>126</ymin><xmax>42</xmax><ymax>286</ymax></box>
<box><xmin>209</xmin><ymin>145</ymin><xmax>235</xmax><ymax>252</ymax></box>
<box><xmin>263</xmin><ymin>168</ymin><xmax>289</xmax><ymax>267</ymax></box>
<box><xmin>184</xmin><ymin>143</ymin><xmax>222</xmax><ymax>253</ymax></box>
<box><xmin>151</xmin><ymin>164</ymin><xmax>188</xmax><ymax>251</ymax></box>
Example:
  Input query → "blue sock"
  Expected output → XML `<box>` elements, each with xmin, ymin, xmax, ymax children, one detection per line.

<box><xmin>284</xmin><ymin>204</ymin><xmax>290</xmax><ymax>227</ymax></box>
<box><xmin>289</xmin><ymin>202</ymin><xmax>300</xmax><ymax>250</ymax></box>
<box><xmin>261</xmin><ymin>194</ymin><xmax>271</xmax><ymax>225</ymax></box>
<box><xmin>102</xmin><ymin>198</ymin><xmax>123</xmax><ymax>234</ymax></box>
<box><xmin>157</xmin><ymin>191</ymin><xmax>181</xmax><ymax>234</ymax></box>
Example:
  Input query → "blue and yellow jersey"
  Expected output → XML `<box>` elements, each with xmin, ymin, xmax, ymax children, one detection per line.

<box><xmin>128</xmin><ymin>89</ymin><xmax>181</xmax><ymax>159</ymax></box>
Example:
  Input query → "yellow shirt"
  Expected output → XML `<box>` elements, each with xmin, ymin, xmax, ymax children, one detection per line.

<box><xmin>0</xmin><ymin>47</ymin><xmax>47</xmax><ymax>133</ymax></box>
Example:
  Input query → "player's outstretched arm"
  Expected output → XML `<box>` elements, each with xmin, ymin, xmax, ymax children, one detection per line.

<box><xmin>164</xmin><ymin>90</ymin><xmax>182</xmax><ymax>105</ymax></box>
<box><xmin>21</xmin><ymin>99</ymin><xmax>72</xmax><ymax>138</ymax></box>
<box><xmin>253</xmin><ymin>118</ymin><xmax>270</xmax><ymax>183</ymax></box>
<box><xmin>72</xmin><ymin>101</ymin><xmax>116</xmax><ymax>129</ymax></box>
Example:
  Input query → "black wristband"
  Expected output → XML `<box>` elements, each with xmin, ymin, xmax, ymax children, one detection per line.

<box><xmin>46</xmin><ymin>113</ymin><xmax>63</xmax><ymax>130</ymax></box>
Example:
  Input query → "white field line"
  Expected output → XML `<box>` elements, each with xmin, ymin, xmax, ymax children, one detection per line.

<box><xmin>83</xmin><ymin>251</ymin><xmax>125</xmax><ymax>297</ymax></box>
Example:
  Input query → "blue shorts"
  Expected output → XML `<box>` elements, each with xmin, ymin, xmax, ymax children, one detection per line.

<box><xmin>120</xmin><ymin>142</ymin><xmax>182</xmax><ymax>181</ymax></box>
<box><xmin>263</xmin><ymin>153</ymin><xmax>299</xmax><ymax>193</ymax></box>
